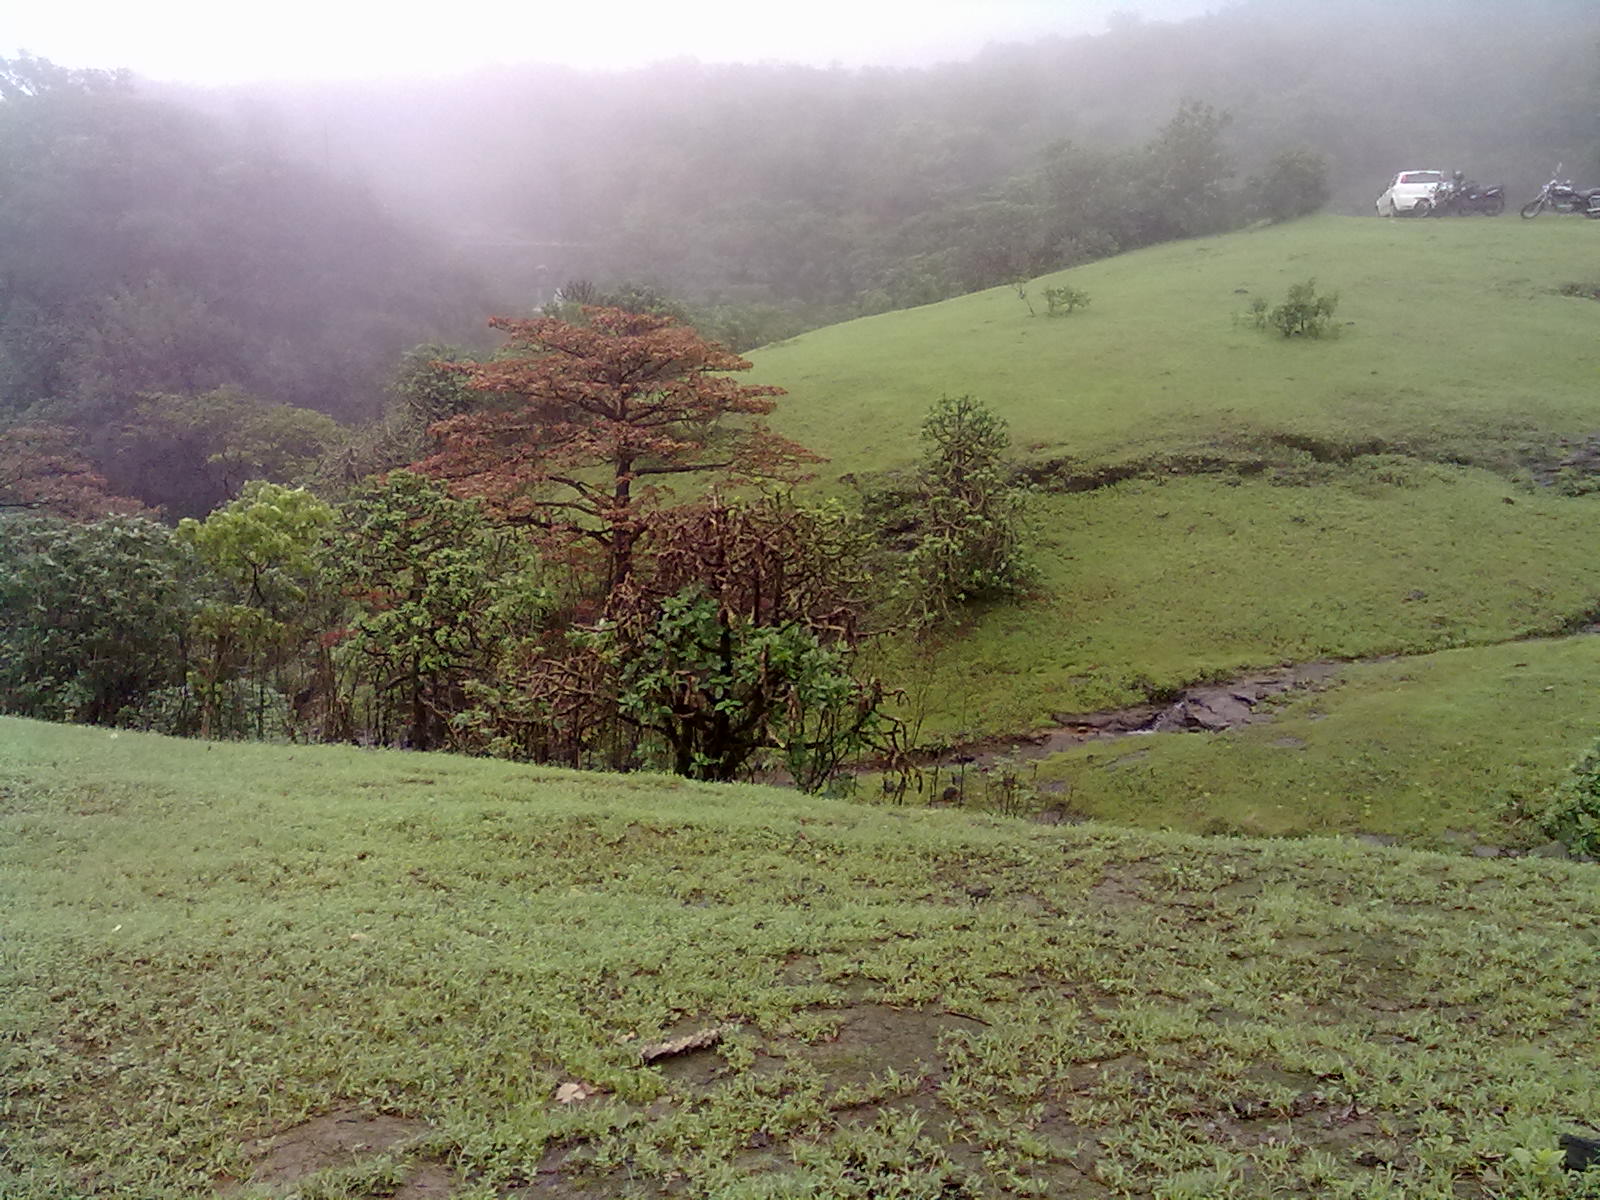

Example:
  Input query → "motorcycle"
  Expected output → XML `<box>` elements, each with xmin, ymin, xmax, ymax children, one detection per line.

<box><xmin>1425</xmin><ymin>173</ymin><xmax>1506</xmax><ymax>216</ymax></box>
<box><xmin>1520</xmin><ymin>165</ymin><xmax>1600</xmax><ymax>218</ymax></box>
<box><xmin>1450</xmin><ymin>178</ymin><xmax>1505</xmax><ymax>216</ymax></box>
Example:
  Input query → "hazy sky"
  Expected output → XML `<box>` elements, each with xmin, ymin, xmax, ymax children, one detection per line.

<box><xmin>7</xmin><ymin>1</ymin><xmax>1223</xmax><ymax>83</ymax></box>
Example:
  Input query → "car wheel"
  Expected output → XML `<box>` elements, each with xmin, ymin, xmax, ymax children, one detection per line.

<box><xmin>1412</xmin><ymin>198</ymin><xmax>1431</xmax><ymax>217</ymax></box>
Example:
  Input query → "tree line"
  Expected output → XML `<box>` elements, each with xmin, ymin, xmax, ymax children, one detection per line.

<box><xmin>0</xmin><ymin>306</ymin><xmax>1032</xmax><ymax>789</ymax></box>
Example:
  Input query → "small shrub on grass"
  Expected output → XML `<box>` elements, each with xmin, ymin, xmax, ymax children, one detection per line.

<box><xmin>1541</xmin><ymin>739</ymin><xmax>1600</xmax><ymax>857</ymax></box>
<box><xmin>1268</xmin><ymin>279</ymin><xmax>1339</xmax><ymax>338</ymax></box>
<box><xmin>898</xmin><ymin>395</ymin><xmax>1036</xmax><ymax>626</ymax></box>
<box><xmin>1044</xmin><ymin>285</ymin><xmax>1091</xmax><ymax>316</ymax></box>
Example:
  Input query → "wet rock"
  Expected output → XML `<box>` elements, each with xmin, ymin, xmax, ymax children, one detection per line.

<box><xmin>1051</xmin><ymin>707</ymin><xmax>1160</xmax><ymax>734</ymax></box>
<box><xmin>1530</xmin><ymin>840</ymin><xmax>1572</xmax><ymax>860</ymax></box>
<box><xmin>1471</xmin><ymin>845</ymin><xmax>1503</xmax><ymax>858</ymax></box>
<box><xmin>1561</xmin><ymin>1132</ymin><xmax>1600</xmax><ymax>1172</ymax></box>
<box><xmin>1354</xmin><ymin>833</ymin><xmax>1399</xmax><ymax>848</ymax></box>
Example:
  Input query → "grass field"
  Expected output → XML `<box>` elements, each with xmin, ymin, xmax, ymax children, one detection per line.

<box><xmin>740</xmin><ymin>217</ymin><xmax>1600</xmax><ymax>839</ymax></box>
<box><xmin>882</xmin><ymin>469</ymin><xmax>1600</xmax><ymax>737</ymax></box>
<box><xmin>1017</xmin><ymin>634</ymin><xmax>1600</xmax><ymax>846</ymax></box>
<box><xmin>3</xmin><ymin>719</ymin><xmax>1599</xmax><ymax>1199</ymax></box>
<box><xmin>753</xmin><ymin>216</ymin><xmax>1600</xmax><ymax>478</ymax></box>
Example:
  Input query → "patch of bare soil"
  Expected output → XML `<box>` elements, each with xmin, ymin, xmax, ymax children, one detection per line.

<box><xmin>1088</xmin><ymin>869</ymin><xmax>1147</xmax><ymax>909</ymax></box>
<box><xmin>230</xmin><ymin>1108</ymin><xmax>432</xmax><ymax>1192</ymax></box>
<box><xmin>394</xmin><ymin>1162</ymin><xmax>459</xmax><ymax>1198</ymax></box>
<box><xmin>1211</xmin><ymin>1092</ymin><xmax>1401</xmax><ymax>1168</ymax></box>
<box><xmin>505</xmin><ymin>1150</ymin><xmax>625</xmax><ymax>1199</ymax></box>
<box><xmin>806</xmin><ymin>1005</ymin><xmax>987</xmax><ymax>1087</ymax></box>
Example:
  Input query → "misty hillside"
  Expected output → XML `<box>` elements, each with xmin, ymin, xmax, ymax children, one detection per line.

<box><xmin>227</xmin><ymin>0</ymin><xmax>1598</xmax><ymax>312</ymax></box>
<box><xmin>5</xmin><ymin>0</ymin><xmax>1597</xmax><ymax>464</ymax></box>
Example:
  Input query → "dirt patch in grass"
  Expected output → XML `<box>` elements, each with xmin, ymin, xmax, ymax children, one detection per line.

<box><xmin>805</xmin><ymin>1005</ymin><xmax>987</xmax><ymax>1087</ymax></box>
<box><xmin>231</xmin><ymin>1108</ymin><xmax>432</xmax><ymax>1190</ymax></box>
<box><xmin>505</xmin><ymin>1149</ymin><xmax>625</xmax><ymax>1200</ymax></box>
<box><xmin>393</xmin><ymin>1162</ymin><xmax>459</xmax><ymax>1198</ymax></box>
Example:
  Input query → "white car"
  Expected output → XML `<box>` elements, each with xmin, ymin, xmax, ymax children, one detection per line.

<box><xmin>1377</xmin><ymin>170</ymin><xmax>1445</xmax><ymax>217</ymax></box>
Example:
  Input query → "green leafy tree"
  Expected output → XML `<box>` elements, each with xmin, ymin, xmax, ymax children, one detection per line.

<box><xmin>1539</xmin><ymin>738</ymin><xmax>1600</xmax><ymax>857</ymax></box>
<box><xmin>0</xmin><ymin>514</ymin><xmax>195</xmax><ymax>724</ymax></box>
<box><xmin>176</xmin><ymin>482</ymin><xmax>335</xmax><ymax>739</ymax></box>
<box><xmin>1269</xmin><ymin>279</ymin><xmax>1339</xmax><ymax>338</ymax></box>
<box><xmin>331</xmin><ymin>470</ymin><xmax>549</xmax><ymax>751</ymax></box>
<box><xmin>106</xmin><ymin>387</ymin><xmax>341</xmax><ymax>518</ymax></box>
<box><xmin>1141</xmin><ymin>100</ymin><xmax>1236</xmax><ymax>240</ymax></box>
<box><xmin>391</xmin><ymin>343</ymin><xmax>478</xmax><ymax>434</ymax></box>
<box><xmin>589</xmin><ymin>494</ymin><xmax>887</xmax><ymax>788</ymax></box>
<box><xmin>901</xmin><ymin>395</ymin><xmax>1034</xmax><ymax>625</ymax></box>
<box><xmin>1044</xmin><ymin>285</ymin><xmax>1091</xmax><ymax>316</ymax></box>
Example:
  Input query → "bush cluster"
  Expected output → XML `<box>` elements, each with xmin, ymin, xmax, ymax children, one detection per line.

<box><xmin>1542</xmin><ymin>740</ymin><xmax>1600</xmax><ymax>857</ymax></box>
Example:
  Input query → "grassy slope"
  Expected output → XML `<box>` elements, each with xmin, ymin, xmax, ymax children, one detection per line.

<box><xmin>753</xmin><ymin>219</ymin><xmax>1600</xmax><ymax>722</ymax></box>
<box><xmin>3</xmin><ymin>720</ymin><xmax>1599</xmax><ymax>1200</ymax></box>
<box><xmin>1024</xmin><ymin>635</ymin><xmax>1600</xmax><ymax>845</ymax></box>
<box><xmin>746</xmin><ymin>218</ymin><xmax>1600</xmax><ymax>838</ymax></box>
<box><xmin>754</xmin><ymin>216</ymin><xmax>1600</xmax><ymax>475</ymax></box>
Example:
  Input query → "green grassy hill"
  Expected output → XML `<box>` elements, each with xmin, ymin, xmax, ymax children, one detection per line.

<box><xmin>3</xmin><ymin>720</ymin><xmax>1598</xmax><ymax>1199</ymax></box>
<box><xmin>754</xmin><ymin>216</ymin><xmax>1600</xmax><ymax>477</ymax></box>
<box><xmin>747</xmin><ymin>217</ymin><xmax>1600</xmax><ymax>843</ymax></box>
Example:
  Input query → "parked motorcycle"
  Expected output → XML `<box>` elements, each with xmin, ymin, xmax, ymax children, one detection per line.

<box><xmin>1449</xmin><ymin>176</ymin><xmax>1505</xmax><ymax>216</ymax></box>
<box><xmin>1426</xmin><ymin>173</ymin><xmax>1506</xmax><ymax>216</ymax></box>
<box><xmin>1520</xmin><ymin>165</ymin><xmax>1600</xmax><ymax>218</ymax></box>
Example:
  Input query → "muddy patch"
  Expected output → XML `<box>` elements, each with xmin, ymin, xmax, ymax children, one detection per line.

<box><xmin>806</xmin><ymin>1005</ymin><xmax>986</xmax><ymax>1087</ymax></box>
<box><xmin>505</xmin><ymin>1146</ymin><xmax>627</xmax><ymax>1199</ymax></box>
<box><xmin>232</xmin><ymin>1108</ymin><xmax>432</xmax><ymax>1190</ymax></box>
<box><xmin>393</xmin><ymin>1162</ymin><xmax>458</xmax><ymax>1198</ymax></box>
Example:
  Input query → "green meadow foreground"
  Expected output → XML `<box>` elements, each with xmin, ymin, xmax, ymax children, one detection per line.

<box><xmin>4</xmin><ymin>720</ymin><xmax>1598</xmax><ymax>1199</ymax></box>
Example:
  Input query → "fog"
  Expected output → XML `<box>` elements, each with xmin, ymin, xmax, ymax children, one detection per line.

<box><xmin>205</xmin><ymin>0</ymin><xmax>1600</xmax><ymax>307</ymax></box>
<box><xmin>11</xmin><ymin>1</ymin><xmax>1224</xmax><ymax>81</ymax></box>
<box><xmin>3</xmin><ymin>0</ymin><xmax>1598</xmax><ymax>476</ymax></box>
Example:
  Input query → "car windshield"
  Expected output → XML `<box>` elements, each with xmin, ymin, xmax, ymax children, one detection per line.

<box><xmin>1398</xmin><ymin>172</ymin><xmax>1444</xmax><ymax>184</ymax></box>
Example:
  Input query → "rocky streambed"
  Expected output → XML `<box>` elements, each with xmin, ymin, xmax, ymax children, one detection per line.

<box><xmin>925</xmin><ymin>660</ymin><xmax>1345</xmax><ymax>772</ymax></box>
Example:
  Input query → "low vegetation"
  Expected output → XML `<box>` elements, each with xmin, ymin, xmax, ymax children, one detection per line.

<box><xmin>3</xmin><ymin>720</ymin><xmax>1598</xmax><ymax>1199</ymax></box>
<box><xmin>1016</xmin><ymin>636</ymin><xmax>1600</xmax><ymax>849</ymax></box>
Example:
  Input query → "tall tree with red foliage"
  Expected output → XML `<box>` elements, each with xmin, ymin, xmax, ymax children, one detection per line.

<box><xmin>0</xmin><ymin>424</ymin><xmax>142</xmax><ymax>520</ymax></box>
<box><xmin>418</xmin><ymin>307</ymin><xmax>817</xmax><ymax>591</ymax></box>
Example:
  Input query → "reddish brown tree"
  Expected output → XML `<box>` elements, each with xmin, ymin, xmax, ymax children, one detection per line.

<box><xmin>0</xmin><ymin>424</ymin><xmax>143</xmax><ymax>520</ymax></box>
<box><xmin>418</xmin><ymin>307</ymin><xmax>817</xmax><ymax>590</ymax></box>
